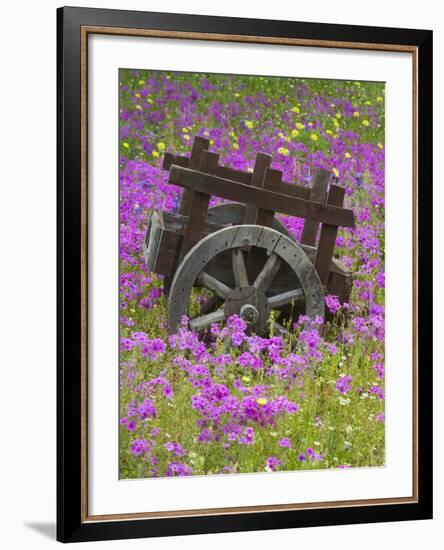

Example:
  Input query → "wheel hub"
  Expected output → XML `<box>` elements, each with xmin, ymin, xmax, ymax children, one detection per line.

<box><xmin>224</xmin><ymin>285</ymin><xmax>269</xmax><ymax>332</ymax></box>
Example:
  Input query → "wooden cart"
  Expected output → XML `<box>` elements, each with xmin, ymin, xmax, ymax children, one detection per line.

<box><xmin>143</xmin><ymin>136</ymin><xmax>355</xmax><ymax>335</ymax></box>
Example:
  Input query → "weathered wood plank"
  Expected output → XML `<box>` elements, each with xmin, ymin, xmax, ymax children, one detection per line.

<box><xmin>278</xmin><ymin>182</ymin><xmax>311</xmax><ymax>200</ymax></box>
<box><xmin>243</xmin><ymin>153</ymin><xmax>272</xmax><ymax>224</ymax></box>
<box><xmin>161</xmin><ymin>210</ymin><xmax>226</xmax><ymax>236</ymax></box>
<box><xmin>163</xmin><ymin>152</ymin><xmax>188</xmax><ymax>170</ymax></box>
<box><xmin>328</xmin><ymin>259</ymin><xmax>353</xmax><ymax>305</ymax></box>
<box><xmin>168</xmin><ymin>165</ymin><xmax>355</xmax><ymax>228</ymax></box>
<box><xmin>179</xmin><ymin>150</ymin><xmax>219</xmax><ymax>258</ymax></box>
<box><xmin>215</xmin><ymin>165</ymin><xmax>252</xmax><ymax>185</ymax></box>
<box><xmin>247</xmin><ymin>167</ymin><xmax>282</xmax><ymax>280</ymax></box>
<box><xmin>314</xmin><ymin>185</ymin><xmax>346</xmax><ymax>286</ymax></box>
<box><xmin>163</xmin><ymin>138</ymin><xmax>311</xmax><ymax>200</ymax></box>
<box><xmin>301</xmin><ymin>169</ymin><xmax>330</xmax><ymax>246</ymax></box>
<box><xmin>256</xmin><ymin>168</ymin><xmax>282</xmax><ymax>227</ymax></box>
<box><xmin>177</xmin><ymin>136</ymin><xmax>210</xmax><ymax>216</ymax></box>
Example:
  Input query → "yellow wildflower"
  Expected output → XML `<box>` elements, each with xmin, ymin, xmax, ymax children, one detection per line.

<box><xmin>278</xmin><ymin>131</ymin><xmax>285</xmax><ymax>138</ymax></box>
<box><xmin>183</xmin><ymin>134</ymin><xmax>190</xmax><ymax>141</ymax></box>
<box><xmin>291</xmin><ymin>129</ymin><xmax>299</xmax><ymax>138</ymax></box>
<box><xmin>244</xmin><ymin>120</ymin><xmax>254</xmax><ymax>129</ymax></box>
<box><xmin>233</xmin><ymin>143</ymin><xmax>239</xmax><ymax>150</ymax></box>
<box><xmin>182</xmin><ymin>127</ymin><xmax>189</xmax><ymax>133</ymax></box>
<box><xmin>256</xmin><ymin>398</ymin><xmax>268</xmax><ymax>405</ymax></box>
<box><xmin>157</xmin><ymin>142</ymin><xmax>166</xmax><ymax>151</ymax></box>
<box><xmin>278</xmin><ymin>147</ymin><xmax>289</xmax><ymax>156</ymax></box>
<box><xmin>335</xmin><ymin>113</ymin><xmax>341</xmax><ymax>119</ymax></box>
<box><xmin>138</xmin><ymin>79</ymin><xmax>145</xmax><ymax>86</ymax></box>
<box><xmin>353</xmin><ymin>111</ymin><xmax>360</xmax><ymax>118</ymax></box>
<box><xmin>122</xmin><ymin>142</ymin><xmax>130</xmax><ymax>149</ymax></box>
<box><xmin>365</xmin><ymin>100</ymin><xmax>372</xmax><ymax>105</ymax></box>
<box><xmin>295</xmin><ymin>122</ymin><xmax>305</xmax><ymax>130</ymax></box>
<box><xmin>354</xmin><ymin>81</ymin><xmax>361</xmax><ymax>86</ymax></box>
<box><xmin>333</xmin><ymin>168</ymin><xmax>339</xmax><ymax>177</ymax></box>
<box><xmin>134</xmin><ymin>93</ymin><xmax>141</xmax><ymax>98</ymax></box>
<box><xmin>345</xmin><ymin>152</ymin><xmax>351</xmax><ymax>159</ymax></box>
<box><xmin>377</xmin><ymin>143</ymin><xmax>384</xmax><ymax>150</ymax></box>
<box><xmin>147</xmin><ymin>98</ymin><xmax>154</xmax><ymax>104</ymax></box>
<box><xmin>210</xmin><ymin>139</ymin><xmax>214</xmax><ymax>145</ymax></box>
<box><xmin>291</xmin><ymin>106</ymin><xmax>300</xmax><ymax>113</ymax></box>
<box><xmin>326</xmin><ymin>130</ymin><xmax>333</xmax><ymax>135</ymax></box>
<box><xmin>377</xmin><ymin>96</ymin><xmax>384</xmax><ymax>103</ymax></box>
<box><xmin>234</xmin><ymin>92</ymin><xmax>240</xmax><ymax>97</ymax></box>
<box><xmin>362</xmin><ymin>119</ymin><xmax>370</xmax><ymax>127</ymax></box>
<box><xmin>310</xmin><ymin>134</ymin><xmax>318</xmax><ymax>141</ymax></box>
<box><xmin>152</xmin><ymin>150</ymin><xmax>159</xmax><ymax>158</ymax></box>
<box><xmin>135</xmin><ymin>105</ymin><xmax>142</xmax><ymax>110</ymax></box>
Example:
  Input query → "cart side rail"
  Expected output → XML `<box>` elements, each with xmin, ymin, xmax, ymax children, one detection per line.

<box><xmin>168</xmin><ymin>164</ymin><xmax>355</xmax><ymax>229</ymax></box>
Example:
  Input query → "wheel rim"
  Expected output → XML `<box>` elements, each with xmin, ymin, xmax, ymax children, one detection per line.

<box><xmin>167</xmin><ymin>225</ymin><xmax>325</xmax><ymax>334</ymax></box>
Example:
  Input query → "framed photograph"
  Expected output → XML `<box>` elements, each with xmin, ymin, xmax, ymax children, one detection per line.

<box><xmin>57</xmin><ymin>6</ymin><xmax>433</xmax><ymax>543</ymax></box>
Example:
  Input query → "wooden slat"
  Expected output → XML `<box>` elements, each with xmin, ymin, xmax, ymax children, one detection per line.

<box><xmin>215</xmin><ymin>165</ymin><xmax>252</xmax><ymax>185</ymax></box>
<box><xmin>168</xmin><ymin>165</ymin><xmax>355</xmax><ymax>228</ymax></box>
<box><xmin>278</xmin><ymin>181</ymin><xmax>311</xmax><ymax>200</ymax></box>
<box><xmin>256</xmin><ymin>168</ymin><xmax>282</xmax><ymax>227</ymax></box>
<box><xmin>314</xmin><ymin>185</ymin><xmax>346</xmax><ymax>286</ymax></box>
<box><xmin>327</xmin><ymin>258</ymin><xmax>352</xmax><ymax>305</ymax></box>
<box><xmin>243</xmin><ymin>153</ymin><xmax>272</xmax><ymax>224</ymax></box>
<box><xmin>177</xmin><ymin>136</ymin><xmax>210</xmax><ymax>216</ymax></box>
<box><xmin>247</xmin><ymin>167</ymin><xmax>282</xmax><ymax>280</ymax></box>
<box><xmin>179</xmin><ymin>150</ymin><xmax>219</xmax><ymax>258</ymax></box>
<box><xmin>163</xmin><ymin>152</ymin><xmax>189</xmax><ymax>170</ymax></box>
<box><xmin>164</xmin><ymin>150</ymin><xmax>312</xmax><ymax>198</ymax></box>
<box><xmin>301</xmin><ymin>169</ymin><xmax>330</xmax><ymax>246</ymax></box>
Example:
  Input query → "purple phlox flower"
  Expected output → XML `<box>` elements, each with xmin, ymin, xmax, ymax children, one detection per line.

<box><xmin>165</xmin><ymin>461</ymin><xmax>193</xmax><ymax>477</ymax></box>
<box><xmin>164</xmin><ymin>441</ymin><xmax>186</xmax><ymax>457</ymax></box>
<box><xmin>130</xmin><ymin>439</ymin><xmax>151</xmax><ymax>457</ymax></box>
<box><xmin>336</xmin><ymin>375</ymin><xmax>352</xmax><ymax>395</ymax></box>
<box><xmin>373</xmin><ymin>362</ymin><xmax>385</xmax><ymax>380</ymax></box>
<box><xmin>278</xmin><ymin>437</ymin><xmax>292</xmax><ymax>449</ymax></box>
<box><xmin>324</xmin><ymin>294</ymin><xmax>341</xmax><ymax>315</ymax></box>
<box><xmin>265</xmin><ymin>456</ymin><xmax>283</xmax><ymax>472</ymax></box>
<box><xmin>237</xmin><ymin>351</ymin><xmax>263</xmax><ymax>370</ymax></box>
<box><xmin>369</xmin><ymin>385</ymin><xmax>385</xmax><ymax>400</ymax></box>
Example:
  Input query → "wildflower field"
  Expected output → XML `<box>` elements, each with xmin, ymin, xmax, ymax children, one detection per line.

<box><xmin>119</xmin><ymin>70</ymin><xmax>386</xmax><ymax>479</ymax></box>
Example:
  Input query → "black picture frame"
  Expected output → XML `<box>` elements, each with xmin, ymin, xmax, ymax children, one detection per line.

<box><xmin>57</xmin><ymin>5</ymin><xmax>433</xmax><ymax>543</ymax></box>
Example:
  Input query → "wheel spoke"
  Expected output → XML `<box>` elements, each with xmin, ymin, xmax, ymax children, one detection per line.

<box><xmin>189</xmin><ymin>309</ymin><xmax>225</xmax><ymax>331</ymax></box>
<box><xmin>197</xmin><ymin>271</ymin><xmax>231</xmax><ymax>300</ymax></box>
<box><xmin>268</xmin><ymin>288</ymin><xmax>304</xmax><ymax>309</ymax></box>
<box><xmin>232</xmin><ymin>248</ymin><xmax>249</xmax><ymax>287</ymax></box>
<box><xmin>272</xmin><ymin>321</ymin><xmax>291</xmax><ymax>338</ymax></box>
<box><xmin>254</xmin><ymin>253</ymin><xmax>282</xmax><ymax>292</ymax></box>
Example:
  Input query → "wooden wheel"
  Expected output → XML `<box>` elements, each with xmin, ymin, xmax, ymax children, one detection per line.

<box><xmin>167</xmin><ymin>225</ymin><xmax>325</xmax><ymax>334</ymax></box>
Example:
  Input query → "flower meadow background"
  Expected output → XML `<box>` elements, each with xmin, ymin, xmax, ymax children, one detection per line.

<box><xmin>119</xmin><ymin>69</ymin><xmax>385</xmax><ymax>479</ymax></box>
